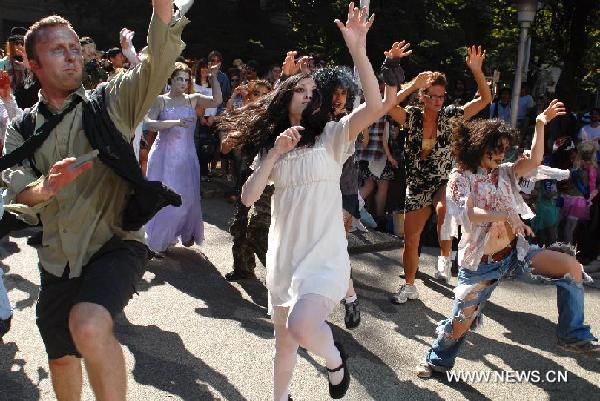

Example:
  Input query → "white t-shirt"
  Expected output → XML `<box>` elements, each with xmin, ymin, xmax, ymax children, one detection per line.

<box><xmin>194</xmin><ymin>83</ymin><xmax>217</xmax><ymax>116</ymax></box>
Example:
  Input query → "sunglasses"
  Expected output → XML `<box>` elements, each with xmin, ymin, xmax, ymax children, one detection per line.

<box><xmin>423</xmin><ymin>93</ymin><xmax>446</xmax><ymax>101</ymax></box>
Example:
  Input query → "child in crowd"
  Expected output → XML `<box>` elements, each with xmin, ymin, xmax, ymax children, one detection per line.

<box><xmin>559</xmin><ymin>141</ymin><xmax>598</xmax><ymax>244</ymax></box>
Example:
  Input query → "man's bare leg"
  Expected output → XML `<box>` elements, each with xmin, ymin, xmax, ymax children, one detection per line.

<box><xmin>49</xmin><ymin>356</ymin><xmax>83</xmax><ymax>401</ymax></box>
<box><xmin>69</xmin><ymin>303</ymin><xmax>126</xmax><ymax>401</ymax></box>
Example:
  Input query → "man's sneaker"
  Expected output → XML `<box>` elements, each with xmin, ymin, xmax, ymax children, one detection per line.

<box><xmin>435</xmin><ymin>256</ymin><xmax>452</xmax><ymax>284</ymax></box>
<box><xmin>391</xmin><ymin>284</ymin><xmax>419</xmax><ymax>304</ymax></box>
<box><xmin>0</xmin><ymin>315</ymin><xmax>12</xmax><ymax>341</ymax></box>
<box><xmin>558</xmin><ymin>340</ymin><xmax>600</xmax><ymax>355</ymax></box>
<box><xmin>344</xmin><ymin>299</ymin><xmax>361</xmax><ymax>329</ymax></box>
<box><xmin>415</xmin><ymin>361</ymin><xmax>433</xmax><ymax>378</ymax></box>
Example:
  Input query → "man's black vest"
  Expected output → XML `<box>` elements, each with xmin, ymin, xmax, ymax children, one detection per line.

<box><xmin>0</xmin><ymin>84</ymin><xmax>181</xmax><ymax>231</ymax></box>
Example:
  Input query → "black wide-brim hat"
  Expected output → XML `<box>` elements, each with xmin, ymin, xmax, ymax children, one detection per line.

<box><xmin>8</xmin><ymin>27</ymin><xmax>27</xmax><ymax>43</ymax></box>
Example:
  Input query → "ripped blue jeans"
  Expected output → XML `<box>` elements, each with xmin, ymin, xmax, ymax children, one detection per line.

<box><xmin>426</xmin><ymin>246</ymin><xmax>597</xmax><ymax>371</ymax></box>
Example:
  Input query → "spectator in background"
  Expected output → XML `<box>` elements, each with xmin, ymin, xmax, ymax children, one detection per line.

<box><xmin>0</xmin><ymin>27</ymin><xmax>39</xmax><ymax>108</ymax></box>
<box><xmin>517</xmin><ymin>84</ymin><xmax>536</xmax><ymax>146</ymax></box>
<box><xmin>194</xmin><ymin>58</ymin><xmax>219</xmax><ymax>181</ymax></box>
<box><xmin>578</xmin><ymin>107</ymin><xmax>600</xmax><ymax>143</ymax></box>
<box><xmin>517</xmin><ymin>84</ymin><xmax>535</xmax><ymax>127</ymax></box>
<box><xmin>228</xmin><ymin>67</ymin><xmax>241</xmax><ymax>89</ymax></box>
<box><xmin>265</xmin><ymin>64</ymin><xmax>282</xmax><ymax>85</ymax></box>
<box><xmin>560</xmin><ymin>141</ymin><xmax>598</xmax><ymax>244</ymax></box>
<box><xmin>80</xmin><ymin>37</ymin><xmax>109</xmax><ymax>89</ymax></box>
<box><xmin>106</xmin><ymin>47</ymin><xmax>127</xmax><ymax>70</ymax></box>
<box><xmin>0</xmin><ymin>27</ymin><xmax>28</xmax><ymax>92</ymax></box>
<box><xmin>244</xmin><ymin>60</ymin><xmax>259</xmax><ymax>81</ymax></box>
<box><xmin>489</xmin><ymin>86</ymin><xmax>512</xmax><ymax>123</ymax></box>
<box><xmin>208</xmin><ymin>50</ymin><xmax>232</xmax><ymax>113</ymax></box>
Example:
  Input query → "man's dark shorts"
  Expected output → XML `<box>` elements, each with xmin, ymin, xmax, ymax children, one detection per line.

<box><xmin>36</xmin><ymin>236</ymin><xmax>148</xmax><ymax>360</ymax></box>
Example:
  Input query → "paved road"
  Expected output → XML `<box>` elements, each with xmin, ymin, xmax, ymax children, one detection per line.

<box><xmin>1</xmin><ymin>198</ymin><xmax>599</xmax><ymax>401</ymax></box>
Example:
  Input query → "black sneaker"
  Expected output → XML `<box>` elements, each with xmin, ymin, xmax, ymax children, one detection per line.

<box><xmin>0</xmin><ymin>315</ymin><xmax>13</xmax><ymax>340</ymax></box>
<box><xmin>344</xmin><ymin>299</ymin><xmax>361</xmax><ymax>329</ymax></box>
<box><xmin>224</xmin><ymin>270</ymin><xmax>257</xmax><ymax>282</ymax></box>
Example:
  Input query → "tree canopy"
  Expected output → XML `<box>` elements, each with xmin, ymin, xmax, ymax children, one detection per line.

<box><xmin>57</xmin><ymin>0</ymin><xmax>599</xmax><ymax>109</ymax></box>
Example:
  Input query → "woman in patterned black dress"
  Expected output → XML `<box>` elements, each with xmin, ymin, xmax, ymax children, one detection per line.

<box><xmin>388</xmin><ymin>46</ymin><xmax>492</xmax><ymax>304</ymax></box>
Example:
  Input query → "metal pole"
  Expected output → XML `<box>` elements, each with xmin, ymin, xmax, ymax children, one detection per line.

<box><xmin>510</xmin><ymin>22</ymin><xmax>529</xmax><ymax>128</ymax></box>
<box><xmin>523</xmin><ymin>35</ymin><xmax>532</xmax><ymax>81</ymax></box>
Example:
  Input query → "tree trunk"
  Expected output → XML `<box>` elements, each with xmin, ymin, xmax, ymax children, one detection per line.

<box><xmin>555</xmin><ymin>0</ymin><xmax>595</xmax><ymax>110</ymax></box>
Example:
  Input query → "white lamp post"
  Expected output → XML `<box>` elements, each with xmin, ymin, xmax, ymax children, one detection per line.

<box><xmin>510</xmin><ymin>0</ymin><xmax>538</xmax><ymax>128</ymax></box>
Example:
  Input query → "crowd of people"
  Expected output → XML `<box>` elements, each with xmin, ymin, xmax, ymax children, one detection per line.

<box><xmin>0</xmin><ymin>1</ymin><xmax>598</xmax><ymax>400</ymax></box>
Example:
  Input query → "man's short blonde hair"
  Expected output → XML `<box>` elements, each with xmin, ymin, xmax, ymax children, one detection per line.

<box><xmin>25</xmin><ymin>15</ymin><xmax>75</xmax><ymax>62</ymax></box>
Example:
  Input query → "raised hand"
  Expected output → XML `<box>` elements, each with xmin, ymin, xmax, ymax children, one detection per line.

<box><xmin>538</xmin><ymin>99</ymin><xmax>566</xmax><ymax>124</ymax></box>
<box><xmin>208</xmin><ymin>63</ymin><xmax>220</xmax><ymax>78</ymax></box>
<box><xmin>282</xmin><ymin>50</ymin><xmax>301</xmax><ymax>77</ymax></box>
<box><xmin>465</xmin><ymin>45</ymin><xmax>485</xmax><ymax>72</ymax></box>
<box><xmin>334</xmin><ymin>2</ymin><xmax>375</xmax><ymax>55</ymax></box>
<box><xmin>412</xmin><ymin>71</ymin><xmax>433</xmax><ymax>90</ymax></box>
<box><xmin>273</xmin><ymin>126</ymin><xmax>304</xmax><ymax>156</ymax></box>
<box><xmin>120</xmin><ymin>28</ymin><xmax>134</xmax><ymax>50</ymax></box>
<box><xmin>384</xmin><ymin>41</ymin><xmax>412</xmax><ymax>60</ymax></box>
<box><xmin>298</xmin><ymin>56</ymin><xmax>312</xmax><ymax>74</ymax></box>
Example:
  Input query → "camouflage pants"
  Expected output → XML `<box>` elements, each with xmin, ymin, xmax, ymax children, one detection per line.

<box><xmin>230</xmin><ymin>186</ymin><xmax>272</xmax><ymax>274</ymax></box>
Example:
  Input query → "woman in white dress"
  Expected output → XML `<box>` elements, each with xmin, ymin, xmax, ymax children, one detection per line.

<box><xmin>220</xmin><ymin>4</ymin><xmax>399</xmax><ymax>400</ymax></box>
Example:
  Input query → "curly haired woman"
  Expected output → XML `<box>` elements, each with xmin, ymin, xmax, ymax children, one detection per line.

<box><xmin>417</xmin><ymin>100</ymin><xmax>598</xmax><ymax>378</ymax></box>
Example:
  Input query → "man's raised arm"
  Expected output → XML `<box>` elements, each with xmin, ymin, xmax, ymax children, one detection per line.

<box><xmin>106</xmin><ymin>0</ymin><xmax>191</xmax><ymax>138</ymax></box>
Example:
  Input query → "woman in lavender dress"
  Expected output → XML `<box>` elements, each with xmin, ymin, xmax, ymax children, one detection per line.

<box><xmin>144</xmin><ymin>62</ymin><xmax>222</xmax><ymax>253</ymax></box>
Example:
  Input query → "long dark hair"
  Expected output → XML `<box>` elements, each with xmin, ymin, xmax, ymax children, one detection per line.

<box><xmin>218</xmin><ymin>72</ymin><xmax>329</xmax><ymax>156</ymax></box>
<box><xmin>452</xmin><ymin>118</ymin><xmax>517</xmax><ymax>173</ymax></box>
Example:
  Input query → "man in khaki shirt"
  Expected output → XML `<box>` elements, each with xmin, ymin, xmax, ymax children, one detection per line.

<box><xmin>1</xmin><ymin>1</ymin><xmax>189</xmax><ymax>399</ymax></box>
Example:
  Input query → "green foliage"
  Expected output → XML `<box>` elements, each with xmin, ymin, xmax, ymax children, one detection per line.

<box><xmin>55</xmin><ymin>0</ymin><xmax>598</xmax><ymax>106</ymax></box>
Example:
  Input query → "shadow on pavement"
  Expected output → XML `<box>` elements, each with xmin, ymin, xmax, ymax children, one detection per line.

<box><xmin>330</xmin><ymin>325</ymin><xmax>446</xmax><ymax>401</ymax></box>
<box><xmin>202</xmin><ymin>198</ymin><xmax>236</xmax><ymax>232</ymax></box>
<box><xmin>117</xmin><ymin>318</ymin><xmax>246</xmax><ymax>401</ymax></box>
<box><xmin>0</xmin><ymin>342</ymin><xmax>42</xmax><ymax>401</ymax></box>
<box><xmin>138</xmin><ymin>247</ymin><xmax>272</xmax><ymax>340</ymax></box>
<box><xmin>3</xmin><ymin>273</ymin><xmax>38</xmax><ymax>310</ymax></box>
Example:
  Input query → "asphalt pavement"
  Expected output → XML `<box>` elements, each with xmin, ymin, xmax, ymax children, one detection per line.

<box><xmin>0</xmin><ymin>198</ymin><xmax>598</xmax><ymax>401</ymax></box>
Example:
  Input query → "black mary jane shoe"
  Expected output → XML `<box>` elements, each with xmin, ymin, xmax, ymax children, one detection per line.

<box><xmin>288</xmin><ymin>396</ymin><xmax>293</xmax><ymax>401</ymax></box>
<box><xmin>328</xmin><ymin>342</ymin><xmax>350</xmax><ymax>399</ymax></box>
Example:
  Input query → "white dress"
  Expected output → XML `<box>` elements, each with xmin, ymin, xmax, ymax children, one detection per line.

<box><xmin>258</xmin><ymin>115</ymin><xmax>354</xmax><ymax>312</ymax></box>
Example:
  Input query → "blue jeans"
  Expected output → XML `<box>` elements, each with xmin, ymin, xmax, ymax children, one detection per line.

<box><xmin>426</xmin><ymin>246</ymin><xmax>597</xmax><ymax>371</ymax></box>
<box><xmin>0</xmin><ymin>268</ymin><xmax>12</xmax><ymax>320</ymax></box>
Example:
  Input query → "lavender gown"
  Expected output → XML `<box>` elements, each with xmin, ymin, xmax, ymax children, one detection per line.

<box><xmin>145</xmin><ymin>102</ymin><xmax>204</xmax><ymax>252</ymax></box>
